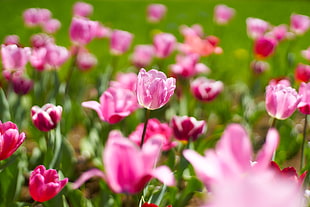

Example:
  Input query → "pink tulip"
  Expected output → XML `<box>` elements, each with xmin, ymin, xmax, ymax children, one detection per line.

<box><xmin>254</xmin><ymin>36</ymin><xmax>277</xmax><ymax>59</ymax></box>
<box><xmin>295</xmin><ymin>63</ymin><xmax>310</xmax><ymax>82</ymax></box>
<box><xmin>1</xmin><ymin>44</ymin><xmax>30</xmax><ymax>71</ymax></box>
<box><xmin>301</xmin><ymin>47</ymin><xmax>310</xmax><ymax>61</ymax></box>
<box><xmin>136</xmin><ymin>68</ymin><xmax>176</xmax><ymax>110</ymax></box>
<box><xmin>110</xmin><ymin>30</ymin><xmax>133</xmax><ymax>55</ymax></box>
<box><xmin>95</xmin><ymin>23</ymin><xmax>112</xmax><ymax>38</ymax></box>
<box><xmin>290</xmin><ymin>14</ymin><xmax>310</xmax><ymax>35</ymax></box>
<box><xmin>29</xmin><ymin>165</ymin><xmax>68</xmax><ymax>202</ymax></box>
<box><xmin>297</xmin><ymin>82</ymin><xmax>310</xmax><ymax>114</ymax></box>
<box><xmin>147</xmin><ymin>4</ymin><xmax>167</xmax><ymax>23</ymax></box>
<box><xmin>69</xmin><ymin>17</ymin><xmax>98</xmax><ymax>45</ymax></box>
<box><xmin>23</xmin><ymin>8</ymin><xmax>51</xmax><ymax>27</ymax></box>
<box><xmin>179</xmin><ymin>24</ymin><xmax>204</xmax><ymax>38</ymax></box>
<box><xmin>246</xmin><ymin>17</ymin><xmax>270</xmax><ymax>39</ymax></box>
<box><xmin>11</xmin><ymin>75</ymin><xmax>33</xmax><ymax>95</ymax></box>
<box><xmin>72</xmin><ymin>130</ymin><xmax>175</xmax><ymax>194</ymax></box>
<box><xmin>31</xmin><ymin>103</ymin><xmax>62</xmax><ymax>132</ymax></box>
<box><xmin>250</xmin><ymin>60</ymin><xmax>270</xmax><ymax>74</ymax></box>
<box><xmin>171</xmin><ymin>116</ymin><xmax>206</xmax><ymax>142</ymax></box>
<box><xmin>42</xmin><ymin>18</ymin><xmax>61</xmax><ymax>34</ymax></box>
<box><xmin>265</xmin><ymin>84</ymin><xmax>301</xmax><ymax>120</ymax></box>
<box><xmin>73</xmin><ymin>1</ymin><xmax>93</xmax><ymax>17</ymax></box>
<box><xmin>82</xmin><ymin>87</ymin><xmax>139</xmax><ymax>124</ymax></box>
<box><xmin>268</xmin><ymin>77</ymin><xmax>291</xmax><ymax>87</ymax></box>
<box><xmin>267</xmin><ymin>24</ymin><xmax>289</xmax><ymax>42</ymax></box>
<box><xmin>213</xmin><ymin>4</ymin><xmax>235</xmax><ymax>25</ymax></box>
<box><xmin>153</xmin><ymin>33</ymin><xmax>176</xmax><ymax>58</ymax></box>
<box><xmin>131</xmin><ymin>44</ymin><xmax>154</xmax><ymax>68</ymax></box>
<box><xmin>170</xmin><ymin>53</ymin><xmax>210</xmax><ymax>78</ymax></box>
<box><xmin>129</xmin><ymin>118</ymin><xmax>177</xmax><ymax>151</ymax></box>
<box><xmin>190</xmin><ymin>77</ymin><xmax>224</xmax><ymax>102</ymax></box>
<box><xmin>109</xmin><ymin>72</ymin><xmax>137</xmax><ymax>92</ymax></box>
<box><xmin>4</xmin><ymin>35</ymin><xmax>20</xmax><ymax>45</ymax></box>
<box><xmin>0</xmin><ymin>121</ymin><xmax>26</xmax><ymax>160</ymax></box>
<box><xmin>184</xmin><ymin>124</ymin><xmax>279</xmax><ymax>187</ymax></box>
<box><xmin>30</xmin><ymin>33</ymin><xmax>55</xmax><ymax>48</ymax></box>
<box><xmin>76</xmin><ymin>50</ymin><xmax>97</xmax><ymax>71</ymax></box>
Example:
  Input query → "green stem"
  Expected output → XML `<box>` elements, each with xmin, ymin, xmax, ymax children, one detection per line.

<box><xmin>300</xmin><ymin>114</ymin><xmax>308</xmax><ymax>172</ymax></box>
<box><xmin>140</xmin><ymin>109</ymin><xmax>151</xmax><ymax>148</ymax></box>
<box><xmin>64</xmin><ymin>47</ymin><xmax>79</xmax><ymax>98</ymax></box>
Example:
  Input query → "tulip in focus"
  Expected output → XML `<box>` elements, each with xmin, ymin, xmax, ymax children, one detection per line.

<box><xmin>153</xmin><ymin>33</ymin><xmax>176</xmax><ymax>58</ymax></box>
<box><xmin>254</xmin><ymin>36</ymin><xmax>277</xmax><ymax>59</ymax></box>
<box><xmin>0</xmin><ymin>121</ymin><xmax>26</xmax><ymax>160</ymax></box>
<box><xmin>190</xmin><ymin>77</ymin><xmax>224</xmax><ymax>102</ymax></box>
<box><xmin>131</xmin><ymin>44</ymin><xmax>154</xmax><ymax>68</ymax></box>
<box><xmin>213</xmin><ymin>4</ymin><xmax>235</xmax><ymax>25</ymax></box>
<box><xmin>290</xmin><ymin>13</ymin><xmax>310</xmax><ymax>35</ymax></box>
<box><xmin>73</xmin><ymin>130</ymin><xmax>175</xmax><ymax>194</ymax></box>
<box><xmin>69</xmin><ymin>17</ymin><xmax>98</xmax><ymax>45</ymax></box>
<box><xmin>29</xmin><ymin>165</ymin><xmax>68</xmax><ymax>202</ymax></box>
<box><xmin>136</xmin><ymin>68</ymin><xmax>176</xmax><ymax>110</ymax></box>
<box><xmin>31</xmin><ymin>103</ymin><xmax>62</xmax><ymax>132</ymax></box>
<box><xmin>297</xmin><ymin>82</ymin><xmax>310</xmax><ymax>114</ymax></box>
<box><xmin>82</xmin><ymin>87</ymin><xmax>139</xmax><ymax>124</ymax></box>
<box><xmin>147</xmin><ymin>4</ymin><xmax>167</xmax><ymax>23</ymax></box>
<box><xmin>265</xmin><ymin>84</ymin><xmax>301</xmax><ymax>120</ymax></box>
<box><xmin>246</xmin><ymin>17</ymin><xmax>270</xmax><ymax>39</ymax></box>
<box><xmin>110</xmin><ymin>30</ymin><xmax>134</xmax><ymax>55</ymax></box>
<box><xmin>73</xmin><ymin>1</ymin><xmax>93</xmax><ymax>17</ymax></box>
<box><xmin>295</xmin><ymin>63</ymin><xmax>310</xmax><ymax>82</ymax></box>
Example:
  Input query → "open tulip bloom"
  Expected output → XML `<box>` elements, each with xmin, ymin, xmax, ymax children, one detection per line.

<box><xmin>72</xmin><ymin>130</ymin><xmax>175</xmax><ymax>194</ymax></box>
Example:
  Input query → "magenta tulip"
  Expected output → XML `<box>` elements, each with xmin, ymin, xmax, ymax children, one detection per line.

<box><xmin>290</xmin><ymin>13</ymin><xmax>310</xmax><ymax>35</ymax></box>
<box><xmin>250</xmin><ymin>60</ymin><xmax>270</xmax><ymax>74</ymax></box>
<box><xmin>147</xmin><ymin>4</ymin><xmax>167</xmax><ymax>23</ymax></box>
<box><xmin>42</xmin><ymin>18</ymin><xmax>61</xmax><ymax>34</ymax></box>
<box><xmin>295</xmin><ymin>63</ymin><xmax>310</xmax><ymax>83</ymax></box>
<box><xmin>73</xmin><ymin>1</ymin><xmax>93</xmax><ymax>17</ymax></box>
<box><xmin>131</xmin><ymin>44</ymin><xmax>154</xmax><ymax>68</ymax></box>
<box><xmin>254</xmin><ymin>36</ymin><xmax>277</xmax><ymax>59</ymax></box>
<box><xmin>297</xmin><ymin>82</ymin><xmax>310</xmax><ymax>114</ymax></box>
<box><xmin>73</xmin><ymin>130</ymin><xmax>175</xmax><ymax>194</ymax></box>
<box><xmin>11</xmin><ymin>75</ymin><xmax>33</xmax><ymax>95</ymax></box>
<box><xmin>110</xmin><ymin>30</ymin><xmax>133</xmax><ymax>55</ymax></box>
<box><xmin>267</xmin><ymin>24</ymin><xmax>289</xmax><ymax>42</ymax></box>
<box><xmin>1</xmin><ymin>44</ymin><xmax>30</xmax><ymax>71</ymax></box>
<box><xmin>76</xmin><ymin>50</ymin><xmax>97</xmax><ymax>71</ymax></box>
<box><xmin>213</xmin><ymin>4</ymin><xmax>235</xmax><ymax>25</ymax></box>
<box><xmin>246</xmin><ymin>17</ymin><xmax>270</xmax><ymax>39</ymax></box>
<box><xmin>0</xmin><ymin>121</ymin><xmax>26</xmax><ymax>160</ymax></box>
<box><xmin>23</xmin><ymin>8</ymin><xmax>51</xmax><ymax>27</ymax></box>
<box><xmin>153</xmin><ymin>33</ymin><xmax>176</xmax><ymax>58</ymax></box>
<box><xmin>190</xmin><ymin>77</ymin><xmax>224</xmax><ymax>102</ymax></box>
<box><xmin>29</xmin><ymin>165</ymin><xmax>68</xmax><ymax>202</ymax></box>
<box><xmin>179</xmin><ymin>24</ymin><xmax>204</xmax><ymax>38</ymax></box>
<box><xmin>136</xmin><ymin>68</ymin><xmax>176</xmax><ymax>110</ymax></box>
<box><xmin>109</xmin><ymin>72</ymin><xmax>137</xmax><ymax>92</ymax></box>
<box><xmin>69</xmin><ymin>17</ymin><xmax>98</xmax><ymax>45</ymax></box>
<box><xmin>4</xmin><ymin>35</ymin><xmax>20</xmax><ymax>45</ymax></box>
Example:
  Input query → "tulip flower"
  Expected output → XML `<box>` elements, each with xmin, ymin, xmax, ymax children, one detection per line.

<box><xmin>31</xmin><ymin>103</ymin><xmax>62</xmax><ymax>132</ymax></box>
<box><xmin>153</xmin><ymin>33</ymin><xmax>176</xmax><ymax>58</ymax></box>
<box><xmin>82</xmin><ymin>87</ymin><xmax>139</xmax><ymax>124</ymax></box>
<box><xmin>42</xmin><ymin>18</ymin><xmax>61</xmax><ymax>34</ymax></box>
<box><xmin>253</xmin><ymin>36</ymin><xmax>277</xmax><ymax>59</ymax></box>
<box><xmin>301</xmin><ymin>47</ymin><xmax>310</xmax><ymax>61</ymax></box>
<box><xmin>0</xmin><ymin>121</ymin><xmax>26</xmax><ymax>160</ymax></box>
<box><xmin>69</xmin><ymin>17</ymin><xmax>98</xmax><ymax>45</ymax></box>
<box><xmin>1</xmin><ymin>44</ymin><xmax>30</xmax><ymax>72</ymax></box>
<box><xmin>73</xmin><ymin>1</ymin><xmax>93</xmax><ymax>17</ymax></box>
<box><xmin>147</xmin><ymin>4</ymin><xmax>167</xmax><ymax>23</ymax></box>
<box><xmin>76</xmin><ymin>50</ymin><xmax>97</xmax><ymax>71</ymax></box>
<box><xmin>136</xmin><ymin>68</ymin><xmax>176</xmax><ymax>110</ymax></box>
<box><xmin>131</xmin><ymin>44</ymin><xmax>154</xmax><ymax>68</ymax></box>
<box><xmin>190</xmin><ymin>77</ymin><xmax>224</xmax><ymax>102</ymax></box>
<box><xmin>290</xmin><ymin>13</ymin><xmax>310</xmax><ymax>35</ymax></box>
<box><xmin>29</xmin><ymin>165</ymin><xmax>68</xmax><ymax>202</ymax></box>
<box><xmin>246</xmin><ymin>17</ymin><xmax>270</xmax><ymax>39</ymax></box>
<box><xmin>72</xmin><ymin>130</ymin><xmax>175</xmax><ymax>194</ymax></box>
<box><xmin>30</xmin><ymin>33</ymin><xmax>55</xmax><ymax>48</ymax></box>
<box><xmin>213</xmin><ymin>4</ymin><xmax>235</xmax><ymax>25</ymax></box>
<box><xmin>267</xmin><ymin>24</ymin><xmax>289</xmax><ymax>42</ymax></box>
<box><xmin>250</xmin><ymin>60</ymin><xmax>270</xmax><ymax>74</ymax></box>
<box><xmin>171</xmin><ymin>116</ymin><xmax>206</xmax><ymax>142</ymax></box>
<box><xmin>265</xmin><ymin>84</ymin><xmax>301</xmax><ymax>120</ymax></box>
<box><xmin>295</xmin><ymin>63</ymin><xmax>310</xmax><ymax>82</ymax></box>
<box><xmin>23</xmin><ymin>8</ymin><xmax>51</xmax><ymax>27</ymax></box>
<box><xmin>179</xmin><ymin>24</ymin><xmax>204</xmax><ymax>38</ymax></box>
<box><xmin>4</xmin><ymin>35</ymin><xmax>20</xmax><ymax>45</ymax></box>
<box><xmin>109</xmin><ymin>72</ymin><xmax>137</xmax><ymax>92</ymax></box>
<box><xmin>11</xmin><ymin>75</ymin><xmax>33</xmax><ymax>95</ymax></box>
<box><xmin>297</xmin><ymin>82</ymin><xmax>310</xmax><ymax>114</ymax></box>
<box><xmin>268</xmin><ymin>77</ymin><xmax>291</xmax><ymax>87</ymax></box>
<box><xmin>110</xmin><ymin>30</ymin><xmax>133</xmax><ymax>55</ymax></box>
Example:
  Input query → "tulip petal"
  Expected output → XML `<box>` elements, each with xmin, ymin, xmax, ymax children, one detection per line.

<box><xmin>150</xmin><ymin>166</ymin><xmax>175</xmax><ymax>186</ymax></box>
<box><xmin>72</xmin><ymin>168</ymin><xmax>106</xmax><ymax>189</ymax></box>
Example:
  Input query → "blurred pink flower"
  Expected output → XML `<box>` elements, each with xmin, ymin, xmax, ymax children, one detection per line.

<box><xmin>295</xmin><ymin>63</ymin><xmax>310</xmax><ymax>83</ymax></box>
<box><xmin>301</xmin><ymin>47</ymin><xmax>310</xmax><ymax>61</ymax></box>
<box><xmin>268</xmin><ymin>77</ymin><xmax>291</xmax><ymax>87</ymax></box>
<box><xmin>73</xmin><ymin>1</ymin><xmax>93</xmax><ymax>17</ymax></box>
<box><xmin>181</xmin><ymin>34</ymin><xmax>221</xmax><ymax>56</ymax></box>
<box><xmin>110</xmin><ymin>30</ymin><xmax>134</xmax><ymax>55</ymax></box>
<box><xmin>29</xmin><ymin>165</ymin><xmax>68</xmax><ymax>202</ymax></box>
<box><xmin>171</xmin><ymin>116</ymin><xmax>206</xmax><ymax>142</ymax></box>
<box><xmin>95</xmin><ymin>23</ymin><xmax>112</xmax><ymax>38</ymax></box>
<box><xmin>129</xmin><ymin>118</ymin><xmax>177</xmax><ymax>151</ymax></box>
<box><xmin>11</xmin><ymin>75</ymin><xmax>33</xmax><ymax>95</ymax></box>
<box><xmin>153</xmin><ymin>33</ymin><xmax>176</xmax><ymax>58</ymax></box>
<box><xmin>147</xmin><ymin>4</ymin><xmax>167</xmax><ymax>23</ymax></box>
<box><xmin>137</xmin><ymin>68</ymin><xmax>176</xmax><ymax>110</ymax></box>
<box><xmin>31</xmin><ymin>103</ymin><xmax>62</xmax><ymax>132</ymax></box>
<box><xmin>297</xmin><ymin>82</ymin><xmax>310</xmax><ymax>114</ymax></box>
<box><xmin>250</xmin><ymin>60</ymin><xmax>270</xmax><ymax>74</ymax></box>
<box><xmin>109</xmin><ymin>72</ymin><xmax>138</xmax><ymax>92</ymax></box>
<box><xmin>213</xmin><ymin>4</ymin><xmax>235</xmax><ymax>25</ymax></box>
<box><xmin>254</xmin><ymin>36</ymin><xmax>277</xmax><ymax>59</ymax></box>
<box><xmin>246</xmin><ymin>17</ymin><xmax>270</xmax><ymax>39</ymax></box>
<box><xmin>73</xmin><ymin>130</ymin><xmax>175</xmax><ymax>194</ymax></box>
<box><xmin>0</xmin><ymin>121</ymin><xmax>26</xmax><ymax>160</ymax></box>
<box><xmin>265</xmin><ymin>84</ymin><xmax>301</xmax><ymax>120</ymax></box>
<box><xmin>42</xmin><ymin>18</ymin><xmax>61</xmax><ymax>34</ymax></box>
<box><xmin>131</xmin><ymin>44</ymin><xmax>154</xmax><ymax>68</ymax></box>
<box><xmin>30</xmin><ymin>33</ymin><xmax>55</xmax><ymax>48</ymax></box>
<box><xmin>267</xmin><ymin>24</ymin><xmax>289</xmax><ymax>42</ymax></box>
<box><xmin>23</xmin><ymin>8</ymin><xmax>51</xmax><ymax>27</ymax></box>
<box><xmin>69</xmin><ymin>17</ymin><xmax>98</xmax><ymax>45</ymax></box>
<box><xmin>190</xmin><ymin>77</ymin><xmax>223</xmax><ymax>102</ymax></box>
<box><xmin>82</xmin><ymin>87</ymin><xmax>139</xmax><ymax>124</ymax></box>
<box><xmin>179</xmin><ymin>24</ymin><xmax>204</xmax><ymax>38</ymax></box>
<box><xmin>76</xmin><ymin>50</ymin><xmax>97</xmax><ymax>71</ymax></box>
<box><xmin>290</xmin><ymin>13</ymin><xmax>310</xmax><ymax>35</ymax></box>
<box><xmin>3</xmin><ymin>35</ymin><xmax>20</xmax><ymax>45</ymax></box>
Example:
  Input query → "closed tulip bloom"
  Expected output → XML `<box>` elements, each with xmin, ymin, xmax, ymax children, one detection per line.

<box><xmin>171</xmin><ymin>116</ymin><xmax>206</xmax><ymax>142</ymax></box>
<box><xmin>267</xmin><ymin>24</ymin><xmax>289</xmax><ymax>42</ymax></box>
<box><xmin>153</xmin><ymin>33</ymin><xmax>176</xmax><ymax>58</ymax></box>
<box><xmin>250</xmin><ymin>60</ymin><xmax>270</xmax><ymax>74</ymax></box>
<box><xmin>82</xmin><ymin>87</ymin><xmax>139</xmax><ymax>124</ymax></box>
<box><xmin>1</xmin><ymin>44</ymin><xmax>30</xmax><ymax>71</ymax></box>
<box><xmin>179</xmin><ymin>24</ymin><xmax>204</xmax><ymax>38</ymax></box>
<box><xmin>190</xmin><ymin>77</ymin><xmax>224</xmax><ymax>102</ymax></box>
<box><xmin>73</xmin><ymin>1</ymin><xmax>93</xmax><ymax>17</ymax></box>
<box><xmin>69</xmin><ymin>17</ymin><xmax>98</xmax><ymax>45</ymax></box>
<box><xmin>4</xmin><ymin>35</ymin><xmax>20</xmax><ymax>45</ymax></box>
<box><xmin>213</xmin><ymin>4</ymin><xmax>235</xmax><ymax>25</ymax></box>
<box><xmin>265</xmin><ymin>84</ymin><xmax>301</xmax><ymax>120</ymax></box>
<box><xmin>137</xmin><ymin>68</ymin><xmax>176</xmax><ymax>110</ymax></box>
<box><xmin>72</xmin><ymin>130</ymin><xmax>175</xmax><ymax>194</ymax></box>
<box><xmin>254</xmin><ymin>36</ymin><xmax>277</xmax><ymax>59</ymax></box>
<box><xmin>76</xmin><ymin>50</ymin><xmax>97</xmax><ymax>71</ymax></box>
<box><xmin>29</xmin><ymin>165</ymin><xmax>68</xmax><ymax>202</ymax></box>
<box><xmin>295</xmin><ymin>63</ymin><xmax>310</xmax><ymax>82</ymax></box>
<box><xmin>31</xmin><ymin>104</ymin><xmax>62</xmax><ymax>132</ymax></box>
<box><xmin>290</xmin><ymin>13</ymin><xmax>310</xmax><ymax>35</ymax></box>
<box><xmin>147</xmin><ymin>4</ymin><xmax>167</xmax><ymax>23</ymax></box>
<box><xmin>30</xmin><ymin>33</ymin><xmax>55</xmax><ymax>48</ymax></box>
<box><xmin>131</xmin><ymin>44</ymin><xmax>154</xmax><ymax>68</ymax></box>
<box><xmin>301</xmin><ymin>47</ymin><xmax>310</xmax><ymax>61</ymax></box>
<box><xmin>246</xmin><ymin>17</ymin><xmax>270</xmax><ymax>39</ymax></box>
<box><xmin>42</xmin><ymin>18</ymin><xmax>61</xmax><ymax>34</ymax></box>
<box><xmin>0</xmin><ymin>121</ymin><xmax>26</xmax><ymax>160</ymax></box>
<box><xmin>109</xmin><ymin>72</ymin><xmax>137</xmax><ymax>92</ymax></box>
<box><xmin>297</xmin><ymin>82</ymin><xmax>310</xmax><ymax>114</ymax></box>
<box><xmin>110</xmin><ymin>30</ymin><xmax>133</xmax><ymax>55</ymax></box>
<box><xmin>23</xmin><ymin>8</ymin><xmax>51</xmax><ymax>27</ymax></box>
<box><xmin>11</xmin><ymin>75</ymin><xmax>33</xmax><ymax>95</ymax></box>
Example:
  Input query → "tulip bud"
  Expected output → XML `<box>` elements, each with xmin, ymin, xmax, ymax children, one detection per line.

<box><xmin>31</xmin><ymin>103</ymin><xmax>62</xmax><ymax>131</ymax></box>
<box><xmin>110</xmin><ymin>30</ymin><xmax>133</xmax><ymax>55</ymax></box>
<box><xmin>295</xmin><ymin>63</ymin><xmax>310</xmax><ymax>82</ymax></box>
<box><xmin>190</xmin><ymin>77</ymin><xmax>224</xmax><ymax>102</ymax></box>
<box><xmin>213</xmin><ymin>4</ymin><xmax>235</xmax><ymax>25</ymax></box>
<box><xmin>147</xmin><ymin>4</ymin><xmax>167</xmax><ymax>23</ymax></box>
<box><xmin>153</xmin><ymin>33</ymin><xmax>176</xmax><ymax>58</ymax></box>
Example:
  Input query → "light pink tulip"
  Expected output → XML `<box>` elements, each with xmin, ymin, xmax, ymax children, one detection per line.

<box><xmin>179</xmin><ymin>24</ymin><xmax>204</xmax><ymax>38</ymax></box>
<box><xmin>82</xmin><ymin>87</ymin><xmax>139</xmax><ymax>124</ymax></box>
<box><xmin>250</xmin><ymin>60</ymin><xmax>270</xmax><ymax>74</ymax></box>
<box><xmin>213</xmin><ymin>4</ymin><xmax>235</xmax><ymax>25</ymax></box>
<box><xmin>131</xmin><ymin>44</ymin><xmax>154</xmax><ymax>68</ymax></box>
<box><xmin>137</xmin><ymin>68</ymin><xmax>176</xmax><ymax>110</ymax></box>
<box><xmin>129</xmin><ymin>118</ymin><xmax>177</xmax><ymax>151</ymax></box>
<box><xmin>190</xmin><ymin>77</ymin><xmax>223</xmax><ymax>102</ymax></box>
<box><xmin>72</xmin><ymin>130</ymin><xmax>175</xmax><ymax>194</ymax></box>
<box><xmin>268</xmin><ymin>77</ymin><xmax>291</xmax><ymax>87</ymax></box>
<box><xmin>295</xmin><ymin>63</ymin><xmax>310</xmax><ymax>82</ymax></box>
<box><xmin>109</xmin><ymin>72</ymin><xmax>137</xmax><ymax>92</ymax></box>
<box><xmin>265</xmin><ymin>84</ymin><xmax>301</xmax><ymax>120</ymax></box>
<box><xmin>267</xmin><ymin>24</ymin><xmax>289</xmax><ymax>42</ymax></box>
<box><xmin>4</xmin><ymin>35</ymin><xmax>20</xmax><ymax>45</ymax></box>
<box><xmin>29</xmin><ymin>165</ymin><xmax>68</xmax><ymax>202</ymax></box>
<box><xmin>69</xmin><ymin>17</ymin><xmax>98</xmax><ymax>45</ymax></box>
<box><xmin>153</xmin><ymin>33</ymin><xmax>176</xmax><ymax>58</ymax></box>
<box><xmin>42</xmin><ymin>18</ymin><xmax>61</xmax><ymax>34</ymax></box>
<box><xmin>147</xmin><ymin>4</ymin><xmax>167</xmax><ymax>23</ymax></box>
<box><xmin>110</xmin><ymin>30</ymin><xmax>133</xmax><ymax>55</ymax></box>
<box><xmin>73</xmin><ymin>1</ymin><xmax>93</xmax><ymax>17</ymax></box>
<box><xmin>30</xmin><ymin>33</ymin><xmax>55</xmax><ymax>48</ymax></box>
<box><xmin>301</xmin><ymin>47</ymin><xmax>310</xmax><ymax>61</ymax></box>
<box><xmin>1</xmin><ymin>44</ymin><xmax>30</xmax><ymax>70</ymax></box>
<box><xmin>31</xmin><ymin>104</ymin><xmax>62</xmax><ymax>132</ymax></box>
<box><xmin>0</xmin><ymin>121</ymin><xmax>26</xmax><ymax>160</ymax></box>
<box><xmin>297</xmin><ymin>82</ymin><xmax>310</xmax><ymax>114</ymax></box>
<box><xmin>171</xmin><ymin>116</ymin><xmax>206</xmax><ymax>142</ymax></box>
<box><xmin>76</xmin><ymin>50</ymin><xmax>97</xmax><ymax>71</ymax></box>
<box><xmin>23</xmin><ymin>8</ymin><xmax>51</xmax><ymax>27</ymax></box>
<box><xmin>246</xmin><ymin>17</ymin><xmax>270</xmax><ymax>39</ymax></box>
<box><xmin>95</xmin><ymin>23</ymin><xmax>112</xmax><ymax>38</ymax></box>
<box><xmin>254</xmin><ymin>36</ymin><xmax>277</xmax><ymax>59</ymax></box>
<box><xmin>290</xmin><ymin>14</ymin><xmax>310</xmax><ymax>35</ymax></box>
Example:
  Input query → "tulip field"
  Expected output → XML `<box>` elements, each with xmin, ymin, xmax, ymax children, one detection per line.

<box><xmin>2</xmin><ymin>0</ymin><xmax>310</xmax><ymax>206</ymax></box>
